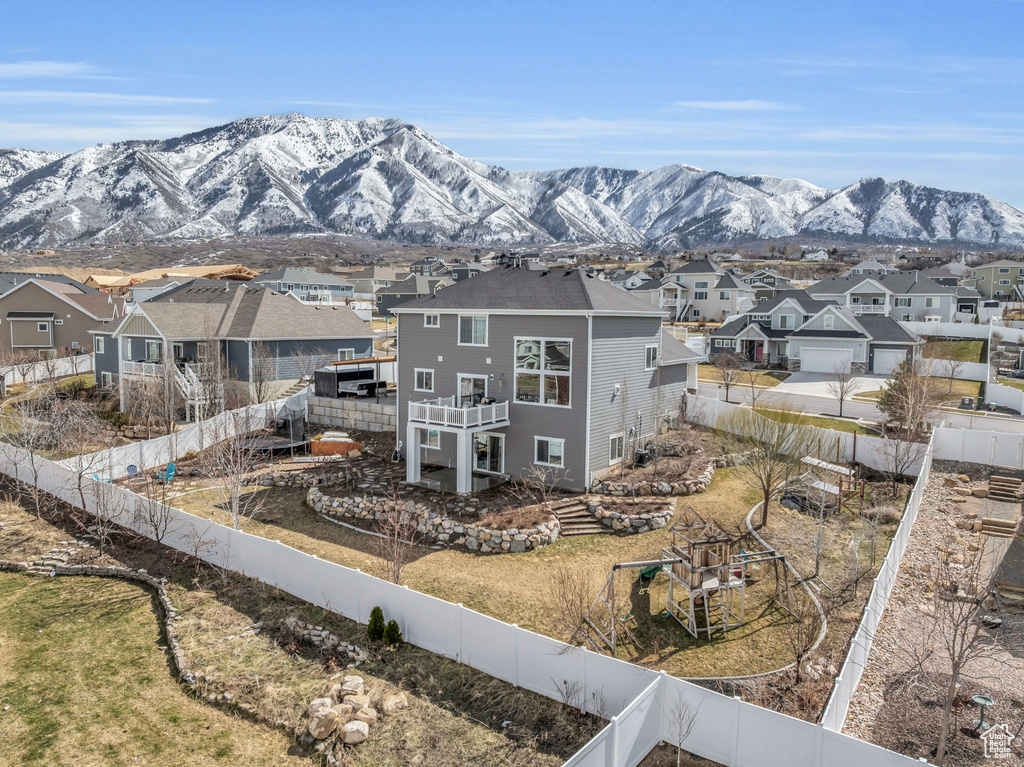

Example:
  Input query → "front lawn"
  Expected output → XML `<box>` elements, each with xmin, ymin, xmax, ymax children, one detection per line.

<box><xmin>698</xmin><ymin>365</ymin><xmax>790</xmax><ymax>388</ymax></box>
<box><xmin>754</xmin><ymin>407</ymin><xmax>880</xmax><ymax>435</ymax></box>
<box><xmin>855</xmin><ymin>378</ymin><xmax>982</xmax><ymax>402</ymax></box>
<box><xmin>922</xmin><ymin>339</ymin><xmax>986</xmax><ymax>364</ymax></box>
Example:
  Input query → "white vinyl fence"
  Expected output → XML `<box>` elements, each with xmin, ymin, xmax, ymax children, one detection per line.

<box><xmin>1</xmin><ymin>353</ymin><xmax>94</xmax><ymax>386</ymax></box>
<box><xmin>819</xmin><ymin>440</ymin><xmax>934</xmax><ymax>730</ymax></box>
<box><xmin>932</xmin><ymin>425</ymin><xmax>1024</xmax><ymax>470</ymax></box>
<box><xmin>687</xmin><ymin>395</ymin><xmax>929</xmax><ymax>475</ymax></box>
<box><xmin>0</xmin><ymin>422</ymin><xmax>929</xmax><ymax>766</ymax></box>
<box><xmin>58</xmin><ymin>388</ymin><xmax>310</xmax><ymax>480</ymax></box>
<box><xmin>985</xmin><ymin>381</ymin><xmax>1024</xmax><ymax>413</ymax></box>
<box><xmin>922</xmin><ymin>359</ymin><xmax>988</xmax><ymax>382</ymax></box>
<box><xmin>899</xmin><ymin>320</ymin><xmax>989</xmax><ymax>340</ymax></box>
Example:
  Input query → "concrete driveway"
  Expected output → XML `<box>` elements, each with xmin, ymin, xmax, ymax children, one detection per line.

<box><xmin>773</xmin><ymin>372</ymin><xmax>886</xmax><ymax>398</ymax></box>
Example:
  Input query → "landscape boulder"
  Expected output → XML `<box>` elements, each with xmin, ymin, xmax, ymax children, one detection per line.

<box><xmin>341</xmin><ymin>720</ymin><xmax>370</xmax><ymax>745</ymax></box>
<box><xmin>344</xmin><ymin>693</ymin><xmax>371</xmax><ymax>711</ymax></box>
<box><xmin>383</xmin><ymin>692</ymin><xmax>409</xmax><ymax>714</ymax></box>
<box><xmin>308</xmin><ymin>706</ymin><xmax>339</xmax><ymax>740</ymax></box>
<box><xmin>354</xmin><ymin>707</ymin><xmax>378</xmax><ymax>724</ymax></box>
<box><xmin>308</xmin><ymin>697</ymin><xmax>334</xmax><ymax>717</ymax></box>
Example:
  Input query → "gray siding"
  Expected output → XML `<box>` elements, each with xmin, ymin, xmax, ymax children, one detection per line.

<box><xmin>588</xmin><ymin>316</ymin><xmax>688</xmax><ymax>478</ymax></box>
<box><xmin>93</xmin><ymin>332</ymin><xmax>119</xmax><ymax>386</ymax></box>
<box><xmin>397</xmin><ymin>312</ymin><xmax>591</xmax><ymax>490</ymax></box>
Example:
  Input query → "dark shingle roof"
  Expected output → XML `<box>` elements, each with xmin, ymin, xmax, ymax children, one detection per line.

<box><xmin>810</xmin><ymin>271</ymin><xmax>955</xmax><ymax>297</ymax></box>
<box><xmin>858</xmin><ymin>316</ymin><xmax>921</xmax><ymax>344</ymax></box>
<box><xmin>376</xmin><ymin>275</ymin><xmax>448</xmax><ymax>296</ymax></box>
<box><xmin>395</xmin><ymin>264</ymin><xmax>665</xmax><ymax>314</ymax></box>
<box><xmin>254</xmin><ymin>268</ymin><xmax>352</xmax><ymax>288</ymax></box>
<box><xmin>0</xmin><ymin>271</ymin><xmax>96</xmax><ymax>295</ymax></box>
<box><xmin>669</xmin><ymin>258</ymin><xmax>721</xmax><ymax>276</ymax></box>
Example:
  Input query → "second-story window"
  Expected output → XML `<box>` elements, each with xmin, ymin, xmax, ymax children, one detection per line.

<box><xmin>95</xmin><ymin>336</ymin><xmax>105</xmax><ymax>354</ymax></box>
<box><xmin>515</xmin><ymin>338</ymin><xmax>571</xmax><ymax>406</ymax></box>
<box><xmin>424</xmin><ymin>314</ymin><xmax>440</xmax><ymax>327</ymax></box>
<box><xmin>823</xmin><ymin>315</ymin><xmax>834</xmax><ymax>329</ymax></box>
<box><xmin>459</xmin><ymin>315</ymin><xmax>487</xmax><ymax>346</ymax></box>
<box><xmin>645</xmin><ymin>345</ymin><xmax>659</xmax><ymax>370</ymax></box>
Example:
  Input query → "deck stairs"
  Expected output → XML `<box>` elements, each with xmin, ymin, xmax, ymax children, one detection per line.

<box><xmin>551</xmin><ymin>498</ymin><xmax>610</xmax><ymax>537</ymax></box>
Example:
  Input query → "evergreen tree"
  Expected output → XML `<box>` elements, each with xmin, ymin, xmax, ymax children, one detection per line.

<box><xmin>383</xmin><ymin>619</ymin><xmax>403</xmax><ymax>646</ymax></box>
<box><xmin>367</xmin><ymin>606</ymin><xmax>385</xmax><ymax>643</ymax></box>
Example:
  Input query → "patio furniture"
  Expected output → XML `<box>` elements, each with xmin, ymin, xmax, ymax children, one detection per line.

<box><xmin>126</xmin><ymin>465</ymin><xmax>146</xmax><ymax>484</ymax></box>
<box><xmin>91</xmin><ymin>473</ymin><xmax>114</xmax><ymax>485</ymax></box>
<box><xmin>157</xmin><ymin>463</ymin><xmax>176</xmax><ymax>484</ymax></box>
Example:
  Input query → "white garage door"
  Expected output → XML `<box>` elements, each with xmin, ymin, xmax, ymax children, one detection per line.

<box><xmin>873</xmin><ymin>348</ymin><xmax>906</xmax><ymax>376</ymax></box>
<box><xmin>801</xmin><ymin>348</ymin><xmax>852</xmax><ymax>374</ymax></box>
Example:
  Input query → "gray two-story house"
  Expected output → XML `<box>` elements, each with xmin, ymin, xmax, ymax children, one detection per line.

<box><xmin>392</xmin><ymin>264</ymin><xmax>702</xmax><ymax>493</ymax></box>
<box><xmin>251</xmin><ymin>267</ymin><xmax>354</xmax><ymax>303</ymax></box>
<box><xmin>807</xmin><ymin>271</ymin><xmax>979</xmax><ymax>322</ymax></box>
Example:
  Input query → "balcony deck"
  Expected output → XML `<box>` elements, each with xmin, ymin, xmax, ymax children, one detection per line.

<box><xmin>408</xmin><ymin>396</ymin><xmax>509</xmax><ymax>430</ymax></box>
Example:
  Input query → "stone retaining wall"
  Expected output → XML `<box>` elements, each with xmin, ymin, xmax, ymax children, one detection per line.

<box><xmin>591</xmin><ymin>455</ymin><xmax>739</xmax><ymax>497</ymax></box>
<box><xmin>307</xmin><ymin>487</ymin><xmax>560</xmax><ymax>554</ymax></box>
<box><xmin>308</xmin><ymin>396</ymin><xmax>397</xmax><ymax>434</ymax></box>
<box><xmin>586</xmin><ymin>500</ymin><xmax>675</xmax><ymax>533</ymax></box>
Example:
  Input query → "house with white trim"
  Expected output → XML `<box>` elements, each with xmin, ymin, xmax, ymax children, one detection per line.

<box><xmin>710</xmin><ymin>290</ymin><xmax>923</xmax><ymax>374</ymax></box>
<box><xmin>391</xmin><ymin>263</ymin><xmax>702</xmax><ymax>493</ymax></box>
<box><xmin>663</xmin><ymin>258</ymin><xmax>756</xmax><ymax>321</ymax></box>
<box><xmin>92</xmin><ymin>283</ymin><xmax>374</xmax><ymax>419</ymax></box>
<box><xmin>0</xmin><ymin>276</ymin><xmax>126</xmax><ymax>358</ymax></box>
<box><xmin>807</xmin><ymin>271</ymin><xmax>979</xmax><ymax>322</ymax></box>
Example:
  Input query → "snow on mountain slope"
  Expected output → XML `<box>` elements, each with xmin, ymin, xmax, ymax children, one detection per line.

<box><xmin>0</xmin><ymin>115</ymin><xmax>1022</xmax><ymax>250</ymax></box>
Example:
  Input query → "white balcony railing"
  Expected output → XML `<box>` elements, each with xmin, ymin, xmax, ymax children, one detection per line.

<box><xmin>849</xmin><ymin>304</ymin><xmax>887</xmax><ymax>314</ymax></box>
<box><xmin>408</xmin><ymin>396</ymin><xmax>510</xmax><ymax>429</ymax></box>
<box><xmin>122</xmin><ymin>360</ymin><xmax>163</xmax><ymax>376</ymax></box>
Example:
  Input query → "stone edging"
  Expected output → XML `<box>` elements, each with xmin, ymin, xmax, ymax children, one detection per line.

<box><xmin>587</xmin><ymin>499</ymin><xmax>674</xmax><ymax>533</ymax></box>
<box><xmin>307</xmin><ymin>487</ymin><xmax>559</xmax><ymax>554</ymax></box>
<box><xmin>590</xmin><ymin>454</ymin><xmax>745</xmax><ymax>497</ymax></box>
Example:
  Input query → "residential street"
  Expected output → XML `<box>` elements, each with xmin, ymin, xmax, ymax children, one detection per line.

<box><xmin>696</xmin><ymin>382</ymin><xmax>1024</xmax><ymax>434</ymax></box>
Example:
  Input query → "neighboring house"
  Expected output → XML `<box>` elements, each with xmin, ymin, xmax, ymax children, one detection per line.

<box><xmin>84</xmin><ymin>274</ymin><xmax>134</xmax><ymax>294</ymax></box>
<box><xmin>252</xmin><ymin>268</ymin><xmax>354</xmax><ymax>303</ymax></box>
<box><xmin>391</xmin><ymin>264</ymin><xmax>702</xmax><ymax>493</ymax></box>
<box><xmin>93</xmin><ymin>284</ymin><xmax>374</xmax><ymax>419</ymax></box>
<box><xmin>628</xmin><ymin>278</ymin><xmax>689</xmax><ymax>322</ymax></box>
<box><xmin>0</xmin><ymin>278</ymin><xmax>126</xmax><ymax>357</ymax></box>
<box><xmin>346</xmin><ymin>266</ymin><xmax>411</xmax><ymax>298</ymax></box>
<box><xmin>802</xmin><ymin>249</ymin><xmax>831</xmax><ymax>262</ymax></box>
<box><xmin>607</xmin><ymin>271</ymin><xmax>651</xmax><ymax>290</ymax></box>
<box><xmin>711</xmin><ymin>291</ymin><xmax>923</xmax><ymax>374</ymax></box>
<box><xmin>446</xmin><ymin>263</ymin><xmax>489</xmax><ymax>283</ymax></box>
<box><xmin>965</xmin><ymin>259</ymin><xmax>1024</xmax><ymax>300</ymax></box>
<box><xmin>807</xmin><ymin>271</ymin><xmax>978</xmax><ymax>322</ymax></box>
<box><xmin>646</xmin><ymin>260</ymin><xmax>669</xmax><ymax>277</ymax></box>
<box><xmin>920</xmin><ymin>265</ymin><xmax>962</xmax><ymax>288</ymax></box>
<box><xmin>740</xmin><ymin>268</ymin><xmax>793</xmax><ymax>302</ymax></box>
<box><xmin>408</xmin><ymin>257</ymin><xmax>450</xmax><ymax>277</ymax></box>
<box><xmin>375</xmin><ymin>276</ymin><xmax>449</xmax><ymax>317</ymax></box>
<box><xmin>130</xmin><ymin>277</ymin><xmax>223</xmax><ymax>303</ymax></box>
<box><xmin>125</xmin><ymin>264</ymin><xmax>257</xmax><ymax>283</ymax></box>
<box><xmin>845</xmin><ymin>258</ymin><xmax>898</xmax><ymax>276</ymax></box>
<box><xmin>664</xmin><ymin>258</ymin><xmax>756</xmax><ymax>322</ymax></box>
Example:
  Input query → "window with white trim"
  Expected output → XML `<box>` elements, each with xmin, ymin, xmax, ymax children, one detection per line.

<box><xmin>421</xmin><ymin>429</ymin><xmax>440</xmax><ymax>449</ymax></box>
<box><xmin>779</xmin><ymin>314</ymin><xmax>794</xmax><ymax>329</ymax></box>
<box><xmin>414</xmin><ymin>369</ymin><xmax>434</xmax><ymax>392</ymax></box>
<box><xmin>998</xmin><ymin>279</ymin><xmax>1011</xmax><ymax>286</ymax></box>
<box><xmin>95</xmin><ymin>336</ymin><xmax>105</xmax><ymax>354</ymax></box>
<box><xmin>458</xmin><ymin>315</ymin><xmax>487</xmax><ymax>346</ymax></box>
<box><xmin>37</xmin><ymin>322</ymin><xmax>48</xmax><ymax>332</ymax></box>
<box><xmin>534</xmin><ymin>437</ymin><xmax>564</xmax><ymax>468</ymax></box>
<box><xmin>925</xmin><ymin>296</ymin><xmax>939</xmax><ymax>307</ymax></box>
<box><xmin>645</xmin><ymin>344</ymin><xmax>659</xmax><ymax>370</ymax></box>
<box><xmin>695</xmin><ymin>281</ymin><xmax>709</xmax><ymax>289</ymax></box>
<box><xmin>338</xmin><ymin>348</ymin><xmax>355</xmax><ymax>361</ymax></box>
<box><xmin>145</xmin><ymin>340</ymin><xmax>161</xmax><ymax>361</ymax></box>
<box><xmin>101</xmin><ymin>372</ymin><xmax>113</xmax><ymax>388</ymax></box>
<box><xmin>823</xmin><ymin>315</ymin><xmax>834</xmax><ymax>329</ymax></box>
<box><xmin>424</xmin><ymin>314</ymin><xmax>440</xmax><ymax>327</ymax></box>
<box><xmin>894</xmin><ymin>297</ymin><xmax>911</xmax><ymax>307</ymax></box>
<box><xmin>609</xmin><ymin>434</ymin><xmax>624</xmax><ymax>464</ymax></box>
<box><xmin>999</xmin><ymin>268</ymin><xmax>1010</xmax><ymax>274</ymax></box>
<box><xmin>694</xmin><ymin>291</ymin><xmax>708</xmax><ymax>300</ymax></box>
<box><xmin>719</xmin><ymin>291</ymin><xmax>730</xmax><ymax>300</ymax></box>
<box><xmin>514</xmin><ymin>338</ymin><xmax>570</xmax><ymax>406</ymax></box>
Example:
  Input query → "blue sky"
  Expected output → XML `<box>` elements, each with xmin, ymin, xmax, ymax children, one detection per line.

<box><xmin>4</xmin><ymin>0</ymin><xmax>1024</xmax><ymax>207</ymax></box>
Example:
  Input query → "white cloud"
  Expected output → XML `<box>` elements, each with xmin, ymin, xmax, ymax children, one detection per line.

<box><xmin>673</xmin><ymin>99</ymin><xmax>799</xmax><ymax>111</ymax></box>
<box><xmin>0</xmin><ymin>91</ymin><xmax>214</xmax><ymax>105</ymax></box>
<box><xmin>0</xmin><ymin>61</ymin><xmax>103</xmax><ymax>78</ymax></box>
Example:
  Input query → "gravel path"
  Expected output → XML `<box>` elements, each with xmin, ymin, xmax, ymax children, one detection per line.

<box><xmin>843</xmin><ymin>462</ymin><xmax>1024</xmax><ymax>764</ymax></box>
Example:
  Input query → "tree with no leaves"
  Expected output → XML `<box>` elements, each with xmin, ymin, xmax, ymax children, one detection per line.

<box><xmin>200</xmin><ymin>410</ymin><xmax>268</xmax><ymax>530</ymax></box>
<box><xmin>936</xmin><ymin>357</ymin><xmax>965</xmax><ymax>395</ymax></box>
<box><xmin>712</xmin><ymin>350</ymin><xmax>742</xmax><ymax>403</ymax></box>
<box><xmin>373</xmin><ymin>485</ymin><xmax>422</xmax><ymax>584</ymax></box>
<box><xmin>825</xmin><ymin>362</ymin><xmax>858</xmax><ymax>418</ymax></box>
<box><xmin>719</xmin><ymin>406</ymin><xmax>815</xmax><ymax>528</ymax></box>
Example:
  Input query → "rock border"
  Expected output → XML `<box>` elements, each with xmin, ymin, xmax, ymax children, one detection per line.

<box><xmin>590</xmin><ymin>454</ymin><xmax>745</xmax><ymax>497</ymax></box>
<box><xmin>307</xmin><ymin>487</ymin><xmax>560</xmax><ymax>554</ymax></box>
<box><xmin>587</xmin><ymin>499</ymin><xmax>674</xmax><ymax>533</ymax></box>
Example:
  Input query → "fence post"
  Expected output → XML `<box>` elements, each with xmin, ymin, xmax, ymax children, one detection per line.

<box><xmin>511</xmin><ymin>624</ymin><xmax>519</xmax><ymax>687</ymax></box>
<box><xmin>456</xmin><ymin>603</ymin><xmax>464</xmax><ymax>662</ymax></box>
<box><xmin>729</xmin><ymin>695</ymin><xmax>743</xmax><ymax>765</ymax></box>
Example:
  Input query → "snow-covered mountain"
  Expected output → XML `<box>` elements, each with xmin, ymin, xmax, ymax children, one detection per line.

<box><xmin>1</xmin><ymin>114</ymin><xmax>1022</xmax><ymax>250</ymax></box>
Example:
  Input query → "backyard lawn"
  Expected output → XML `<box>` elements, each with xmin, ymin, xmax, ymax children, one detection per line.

<box><xmin>173</xmin><ymin>468</ymin><xmax>797</xmax><ymax>679</ymax></box>
<box><xmin>998</xmin><ymin>377</ymin><xmax>1024</xmax><ymax>393</ymax></box>
<box><xmin>697</xmin><ymin>365</ymin><xmax>790</xmax><ymax>388</ymax></box>
<box><xmin>0</xmin><ymin>573</ymin><xmax>305</xmax><ymax>767</ymax></box>
<box><xmin>754</xmin><ymin>407</ymin><xmax>880</xmax><ymax>436</ymax></box>
<box><xmin>922</xmin><ymin>339</ymin><xmax>986</xmax><ymax>363</ymax></box>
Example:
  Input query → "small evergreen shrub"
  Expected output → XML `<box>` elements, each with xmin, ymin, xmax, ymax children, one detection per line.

<box><xmin>383</xmin><ymin>619</ymin><xmax>403</xmax><ymax>647</ymax></box>
<box><xmin>367</xmin><ymin>606</ymin><xmax>385</xmax><ymax>642</ymax></box>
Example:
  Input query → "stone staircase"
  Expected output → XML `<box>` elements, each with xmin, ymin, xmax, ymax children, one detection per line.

<box><xmin>980</xmin><ymin>517</ymin><xmax>1020</xmax><ymax>539</ymax></box>
<box><xmin>280</xmin><ymin>380</ymin><xmax>310</xmax><ymax>398</ymax></box>
<box><xmin>989</xmin><ymin>475</ymin><xmax>1023</xmax><ymax>503</ymax></box>
<box><xmin>551</xmin><ymin>498</ymin><xmax>610</xmax><ymax>537</ymax></box>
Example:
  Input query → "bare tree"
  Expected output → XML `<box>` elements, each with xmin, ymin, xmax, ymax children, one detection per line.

<box><xmin>898</xmin><ymin>538</ymin><xmax>1019</xmax><ymax>765</ymax></box>
<box><xmin>712</xmin><ymin>350</ymin><xmax>742</xmax><ymax>403</ymax></box>
<box><xmin>249</xmin><ymin>340</ymin><xmax>277</xmax><ymax>404</ymax></box>
<box><xmin>936</xmin><ymin>357</ymin><xmax>965</xmax><ymax>395</ymax></box>
<box><xmin>744</xmin><ymin>368</ymin><xmax>766</xmax><ymax>410</ymax></box>
<box><xmin>133</xmin><ymin>484</ymin><xmax>180</xmax><ymax>558</ymax></box>
<box><xmin>786</xmin><ymin>587</ymin><xmax>825</xmax><ymax>686</ymax></box>
<box><xmin>825</xmin><ymin>362</ymin><xmax>858</xmax><ymax>418</ymax></box>
<box><xmin>550</xmin><ymin>563</ymin><xmax>599</xmax><ymax>646</ymax></box>
<box><xmin>374</xmin><ymin>486</ymin><xmax>421</xmax><ymax>584</ymax></box>
<box><xmin>668</xmin><ymin>698</ymin><xmax>701</xmax><ymax>767</ymax></box>
<box><xmin>718</xmin><ymin>407</ymin><xmax>815</xmax><ymax>528</ymax></box>
<box><xmin>200</xmin><ymin>410</ymin><xmax>267</xmax><ymax>530</ymax></box>
<box><xmin>877</xmin><ymin>435</ymin><xmax>929</xmax><ymax>498</ymax></box>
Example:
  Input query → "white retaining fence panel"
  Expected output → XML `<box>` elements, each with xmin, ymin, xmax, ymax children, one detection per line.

<box><xmin>899</xmin><ymin>320</ymin><xmax>989</xmax><ymax>339</ymax></box>
<box><xmin>0</xmin><ymin>353</ymin><xmax>94</xmax><ymax>385</ymax></box>
<box><xmin>687</xmin><ymin>395</ymin><xmax>928</xmax><ymax>475</ymax></box>
<box><xmin>932</xmin><ymin>425</ymin><xmax>1024</xmax><ymax>470</ymax></box>
<box><xmin>0</xmin><ymin>422</ymin><xmax>930</xmax><ymax>766</ymax></box>
<box><xmin>985</xmin><ymin>381</ymin><xmax>1024</xmax><ymax>413</ymax></box>
<box><xmin>819</xmin><ymin>441</ymin><xmax>934</xmax><ymax>731</ymax></box>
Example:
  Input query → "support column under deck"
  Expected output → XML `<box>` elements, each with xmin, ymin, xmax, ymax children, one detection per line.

<box><xmin>406</xmin><ymin>422</ymin><xmax>421</xmax><ymax>484</ymax></box>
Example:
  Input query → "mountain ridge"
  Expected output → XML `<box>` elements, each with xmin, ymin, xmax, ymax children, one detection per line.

<box><xmin>1</xmin><ymin>113</ymin><xmax>1022</xmax><ymax>251</ymax></box>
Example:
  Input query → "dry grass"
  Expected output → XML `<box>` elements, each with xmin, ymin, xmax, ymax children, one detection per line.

<box><xmin>0</xmin><ymin>498</ymin><xmax>600</xmax><ymax>767</ymax></box>
<box><xmin>175</xmin><ymin>468</ymin><xmax>798</xmax><ymax>678</ymax></box>
<box><xmin>698</xmin><ymin>365</ymin><xmax>790</xmax><ymax>387</ymax></box>
<box><xmin>0</xmin><ymin>573</ymin><xmax>305</xmax><ymax>767</ymax></box>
